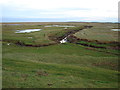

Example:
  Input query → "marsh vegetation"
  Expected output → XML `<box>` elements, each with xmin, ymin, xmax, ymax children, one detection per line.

<box><xmin>2</xmin><ymin>22</ymin><xmax>119</xmax><ymax>88</ymax></box>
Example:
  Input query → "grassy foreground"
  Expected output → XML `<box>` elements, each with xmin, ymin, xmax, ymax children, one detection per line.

<box><xmin>2</xmin><ymin>22</ymin><xmax>119</xmax><ymax>88</ymax></box>
<box><xmin>3</xmin><ymin>43</ymin><xmax>119</xmax><ymax>88</ymax></box>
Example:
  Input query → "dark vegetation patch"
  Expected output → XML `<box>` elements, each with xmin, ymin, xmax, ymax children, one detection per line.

<box><xmin>92</xmin><ymin>62</ymin><xmax>118</xmax><ymax>71</ymax></box>
<box><xmin>85</xmin><ymin>47</ymin><xmax>119</xmax><ymax>55</ymax></box>
<box><xmin>2</xmin><ymin>39</ymin><xmax>57</xmax><ymax>47</ymax></box>
<box><xmin>36</xmin><ymin>70</ymin><xmax>49</xmax><ymax>76</ymax></box>
<box><xmin>67</xmin><ymin>35</ymin><xmax>120</xmax><ymax>50</ymax></box>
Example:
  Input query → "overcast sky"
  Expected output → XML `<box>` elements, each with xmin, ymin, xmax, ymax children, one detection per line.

<box><xmin>1</xmin><ymin>0</ymin><xmax>119</xmax><ymax>22</ymax></box>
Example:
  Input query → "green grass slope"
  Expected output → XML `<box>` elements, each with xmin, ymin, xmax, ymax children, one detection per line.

<box><xmin>2</xmin><ymin>43</ymin><xmax>119</xmax><ymax>88</ymax></box>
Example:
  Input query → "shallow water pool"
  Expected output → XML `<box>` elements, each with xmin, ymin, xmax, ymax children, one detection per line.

<box><xmin>15</xmin><ymin>29</ymin><xmax>42</xmax><ymax>33</ymax></box>
<box><xmin>111</xmin><ymin>29</ymin><xmax>120</xmax><ymax>31</ymax></box>
<box><xmin>44</xmin><ymin>25</ymin><xmax>75</xmax><ymax>27</ymax></box>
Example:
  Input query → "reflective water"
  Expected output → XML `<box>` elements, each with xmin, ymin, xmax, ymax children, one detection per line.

<box><xmin>111</xmin><ymin>29</ymin><xmax>120</xmax><ymax>31</ymax></box>
<box><xmin>44</xmin><ymin>25</ymin><xmax>75</xmax><ymax>27</ymax></box>
<box><xmin>15</xmin><ymin>29</ymin><xmax>42</xmax><ymax>33</ymax></box>
<box><xmin>60</xmin><ymin>37</ymin><xmax>67</xmax><ymax>43</ymax></box>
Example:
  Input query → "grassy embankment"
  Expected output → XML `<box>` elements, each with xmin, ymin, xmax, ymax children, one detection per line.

<box><xmin>69</xmin><ymin>23</ymin><xmax>120</xmax><ymax>54</ymax></box>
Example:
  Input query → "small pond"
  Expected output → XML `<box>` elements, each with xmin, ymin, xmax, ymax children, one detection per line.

<box><xmin>111</xmin><ymin>29</ymin><xmax>120</xmax><ymax>31</ymax></box>
<box><xmin>15</xmin><ymin>29</ymin><xmax>42</xmax><ymax>33</ymax></box>
<box><xmin>44</xmin><ymin>25</ymin><xmax>75</xmax><ymax>27</ymax></box>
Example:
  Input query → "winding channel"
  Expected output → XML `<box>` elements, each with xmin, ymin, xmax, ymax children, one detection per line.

<box><xmin>3</xmin><ymin>26</ymin><xmax>95</xmax><ymax>47</ymax></box>
<box><xmin>3</xmin><ymin>25</ymin><xmax>119</xmax><ymax>55</ymax></box>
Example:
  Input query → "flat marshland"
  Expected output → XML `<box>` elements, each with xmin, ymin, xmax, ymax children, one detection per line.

<box><xmin>2</xmin><ymin>22</ymin><xmax>120</xmax><ymax>88</ymax></box>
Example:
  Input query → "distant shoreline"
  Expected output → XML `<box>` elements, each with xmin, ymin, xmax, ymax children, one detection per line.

<box><xmin>1</xmin><ymin>22</ymin><xmax>119</xmax><ymax>24</ymax></box>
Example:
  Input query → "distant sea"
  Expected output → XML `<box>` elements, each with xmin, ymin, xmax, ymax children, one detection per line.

<box><xmin>2</xmin><ymin>17</ymin><xmax>118</xmax><ymax>23</ymax></box>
